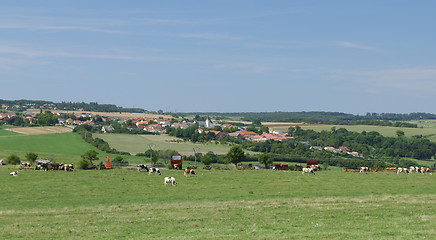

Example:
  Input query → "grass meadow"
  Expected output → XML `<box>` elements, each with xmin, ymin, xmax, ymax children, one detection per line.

<box><xmin>0</xmin><ymin>126</ymin><xmax>21</xmax><ymax>137</ymax></box>
<box><xmin>94</xmin><ymin>133</ymin><xmax>235</xmax><ymax>156</ymax></box>
<box><xmin>1</xmin><ymin>166</ymin><xmax>435</xmax><ymax>239</ymax></box>
<box><xmin>273</xmin><ymin>124</ymin><xmax>436</xmax><ymax>142</ymax></box>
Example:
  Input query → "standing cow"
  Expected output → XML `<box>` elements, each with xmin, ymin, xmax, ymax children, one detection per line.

<box><xmin>360</xmin><ymin>167</ymin><xmax>369</xmax><ymax>173</ymax></box>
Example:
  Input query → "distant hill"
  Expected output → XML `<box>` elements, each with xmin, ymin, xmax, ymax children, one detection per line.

<box><xmin>186</xmin><ymin>111</ymin><xmax>436</xmax><ymax>127</ymax></box>
<box><xmin>0</xmin><ymin>99</ymin><xmax>147</xmax><ymax>113</ymax></box>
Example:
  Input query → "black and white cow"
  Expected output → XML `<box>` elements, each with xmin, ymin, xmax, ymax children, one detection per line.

<box><xmin>9</xmin><ymin>171</ymin><xmax>19</xmax><ymax>176</ymax></box>
<box><xmin>149</xmin><ymin>167</ymin><xmax>161</xmax><ymax>175</ymax></box>
<box><xmin>137</xmin><ymin>164</ymin><xmax>149</xmax><ymax>172</ymax></box>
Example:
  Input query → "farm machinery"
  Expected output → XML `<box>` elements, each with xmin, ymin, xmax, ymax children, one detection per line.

<box><xmin>170</xmin><ymin>155</ymin><xmax>183</xmax><ymax>170</ymax></box>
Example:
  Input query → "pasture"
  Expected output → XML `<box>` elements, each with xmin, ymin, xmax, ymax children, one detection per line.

<box><xmin>0</xmin><ymin>132</ymin><xmax>98</xmax><ymax>163</ymax></box>
<box><xmin>1</xmin><ymin>167</ymin><xmax>435</xmax><ymax>239</ymax></box>
<box><xmin>94</xmin><ymin>133</ymin><xmax>235</xmax><ymax>156</ymax></box>
<box><xmin>0</xmin><ymin>126</ymin><xmax>22</xmax><ymax>136</ymax></box>
<box><xmin>272</xmin><ymin>124</ymin><xmax>436</xmax><ymax>142</ymax></box>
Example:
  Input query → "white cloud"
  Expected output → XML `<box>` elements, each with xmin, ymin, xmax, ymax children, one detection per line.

<box><xmin>214</xmin><ymin>63</ymin><xmax>271</xmax><ymax>74</ymax></box>
<box><xmin>0</xmin><ymin>46</ymin><xmax>173</xmax><ymax>61</ymax></box>
<box><xmin>336</xmin><ymin>41</ymin><xmax>376</xmax><ymax>51</ymax></box>
<box><xmin>332</xmin><ymin>66</ymin><xmax>436</xmax><ymax>96</ymax></box>
<box><xmin>172</xmin><ymin>33</ymin><xmax>244</xmax><ymax>41</ymax></box>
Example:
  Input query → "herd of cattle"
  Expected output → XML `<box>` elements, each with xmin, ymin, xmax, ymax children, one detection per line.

<box><xmin>136</xmin><ymin>164</ymin><xmax>197</xmax><ymax>185</ymax></box>
<box><xmin>396</xmin><ymin>166</ymin><xmax>432</xmax><ymax>175</ymax></box>
<box><xmin>4</xmin><ymin>160</ymin><xmax>434</xmax><ymax>181</ymax></box>
<box><xmin>31</xmin><ymin>160</ymin><xmax>75</xmax><ymax>171</ymax></box>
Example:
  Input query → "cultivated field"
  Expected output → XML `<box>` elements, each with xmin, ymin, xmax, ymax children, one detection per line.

<box><xmin>5</xmin><ymin>126</ymin><xmax>72</xmax><ymax>135</ymax></box>
<box><xmin>1</xmin><ymin>167</ymin><xmax>435</xmax><ymax>239</ymax></box>
<box><xmin>94</xmin><ymin>133</ymin><xmax>235</xmax><ymax>156</ymax></box>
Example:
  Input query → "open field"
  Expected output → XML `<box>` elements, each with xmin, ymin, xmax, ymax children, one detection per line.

<box><xmin>0</xmin><ymin>132</ymin><xmax>95</xmax><ymax>163</ymax></box>
<box><xmin>272</xmin><ymin>124</ymin><xmax>436</xmax><ymax>142</ymax></box>
<box><xmin>0</xmin><ymin>167</ymin><xmax>435</xmax><ymax>239</ymax></box>
<box><xmin>95</xmin><ymin>133</ymin><xmax>236</xmax><ymax>156</ymax></box>
<box><xmin>0</xmin><ymin>126</ymin><xmax>22</xmax><ymax>136</ymax></box>
<box><xmin>4</xmin><ymin>126</ymin><xmax>72</xmax><ymax>135</ymax></box>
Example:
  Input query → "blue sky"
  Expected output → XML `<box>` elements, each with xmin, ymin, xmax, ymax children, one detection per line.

<box><xmin>1</xmin><ymin>1</ymin><xmax>435</xmax><ymax>114</ymax></box>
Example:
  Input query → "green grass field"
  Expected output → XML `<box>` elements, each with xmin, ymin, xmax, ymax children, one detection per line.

<box><xmin>0</xmin><ymin>132</ymin><xmax>167</xmax><ymax>165</ymax></box>
<box><xmin>274</xmin><ymin>124</ymin><xmax>436</xmax><ymax>142</ymax></box>
<box><xmin>0</xmin><ymin>167</ymin><xmax>435</xmax><ymax>239</ymax></box>
<box><xmin>0</xmin><ymin>132</ymin><xmax>96</xmax><ymax>163</ymax></box>
<box><xmin>0</xmin><ymin>126</ymin><xmax>21</xmax><ymax>136</ymax></box>
<box><xmin>94</xmin><ymin>133</ymin><xmax>235</xmax><ymax>156</ymax></box>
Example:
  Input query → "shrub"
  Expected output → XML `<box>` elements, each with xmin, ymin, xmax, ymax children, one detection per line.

<box><xmin>6</xmin><ymin>154</ymin><xmax>21</xmax><ymax>165</ymax></box>
<box><xmin>78</xmin><ymin>159</ymin><xmax>91</xmax><ymax>169</ymax></box>
<box><xmin>25</xmin><ymin>152</ymin><xmax>38</xmax><ymax>163</ymax></box>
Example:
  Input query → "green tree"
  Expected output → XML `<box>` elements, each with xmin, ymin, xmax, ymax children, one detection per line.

<box><xmin>36</xmin><ymin>111</ymin><xmax>58</xmax><ymax>126</ymax></box>
<box><xmin>25</xmin><ymin>152</ymin><xmax>38</xmax><ymax>163</ymax></box>
<box><xmin>226</xmin><ymin>145</ymin><xmax>246</xmax><ymax>167</ymax></box>
<box><xmin>113</xmin><ymin>156</ymin><xmax>124</xmax><ymax>163</ymax></box>
<box><xmin>145</xmin><ymin>149</ymin><xmax>158</xmax><ymax>165</ymax></box>
<box><xmin>201</xmin><ymin>155</ymin><xmax>213</xmax><ymax>166</ymax></box>
<box><xmin>258</xmin><ymin>153</ymin><xmax>273</xmax><ymax>168</ymax></box>
<box><xmin>396</xmin><ymin>130</ymin><xmax>405</xmax><ymax>137</ymax></box>
<box><xmin>6</xmin><ymin>154</ymin><xmax>20</xmax><ymax>165</ymax></box>
<box><xmin>81</xmin><ymin>150</ymin><xmax>99</xmax><ymax>166</ymax></box>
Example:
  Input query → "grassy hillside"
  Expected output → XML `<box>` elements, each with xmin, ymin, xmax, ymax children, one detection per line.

<box><xmin>94</xmin><ymin>133</ymin><xmax>234</xmax><ymax>156</ymax></box>
<box><xmin>273</xmin><ymin>124</ymin><xmax>436</xmax><ymax>142</ymax></box>
<box><xmin>0</xmin><ymin>132</ymin><xmax>97</xmax><ymax>163</ymax></box>
<box><xmin>0</xmin><ymin>167</ymin><xmax>435</xmax><ymax>239</ymax></box>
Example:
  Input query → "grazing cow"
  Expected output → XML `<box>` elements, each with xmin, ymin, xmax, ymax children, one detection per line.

<box><xmin>360</xmin><ymin>167</ymin><xmax>370</xmax><ymax>173</ymax></box>
<box><xmin>21</xmin><ymin>162</ymin><xmax>31</xmax><ymax>168</ymax></box>
<box><xmin>397</xmin><ymin>168</ymin><xmax>410</xmax><ymax>175</ymax></box>
<box><xmin>311</xmin><ymin>165</ymin><xmax>321</xmax><ymax>171</ymax></box>
<box><xmin>36</xmin><ymin>162</ymin><xmax>49</xmax><ymax>171</ymax></box>
<box><xmin>420</xmin><ymin>167</ymin><xmax>432</xmax><ymax>175</ymax></box>
<box><xmin>137</xmin><ymin>164</ymin><xmax>149</xmax><ymax>172</ymax></box>
<box><xmin>164</xmin><ymin>177</ymin><xmax>176</xmax><ymax>186</ymax></box>
<box><xmin>302</xmin><ymin>167</ymin><xmax>315</xmax><ymax>175</ymax></box>
<box><xmin>149</xmin><ymin>167</ymin><xmax>161</xmax><ymax>175</ymax></box>
<box><xmin>9</xmin><ymin>171</ymin><xmax>19</xmax><ymax>176</ymax></box>
<box><xmin>0</xmin><ymin>159</ymin><xmax>5</xmax><ymax>165</ymax></box>
<box><xmin>410</xmin><ymin>166</ymin><xmax>417</xmax><ymax>173</ymax></box>
<box><xmin>184</xmin><ymin>169</ymin><xmax>196</xmax><ymax>177</ymax></box>
<box><xmin>63</xmin><ymin>164</ymin><xmax>74</xmax><ymax>171</ymax></box>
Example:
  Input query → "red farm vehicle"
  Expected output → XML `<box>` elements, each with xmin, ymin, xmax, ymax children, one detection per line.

<box><xmin>170</xmin><ymin>155</ymin><xmax>183</xmax><ymax>170</ymax></box>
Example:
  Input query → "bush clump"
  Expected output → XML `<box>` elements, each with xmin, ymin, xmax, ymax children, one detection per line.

<box><xmin>6</xmin><ymin>154</ymin><xmax>21</xmax><ymax>165</ymax></box>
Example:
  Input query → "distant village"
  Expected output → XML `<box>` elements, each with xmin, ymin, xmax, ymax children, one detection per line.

<box><xmin>1</xmin><ymin>103</ymin><xmax>361</xmax><ymax>158</ymax></box>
